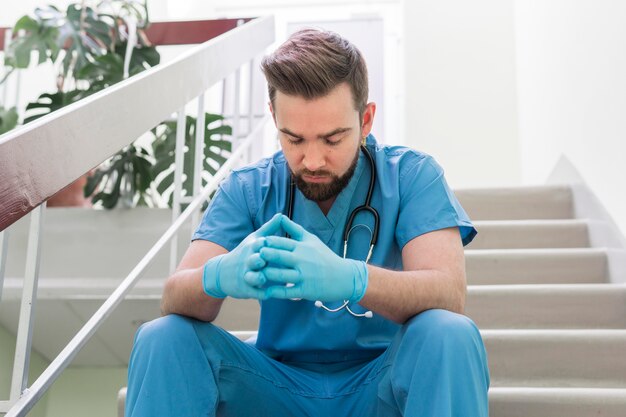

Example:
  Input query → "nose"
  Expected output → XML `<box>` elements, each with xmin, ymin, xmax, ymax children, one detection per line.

<box><xmin>302</xmin><ymin>142</ymin><xmax>326</xmax><ymax>172</ymax></box>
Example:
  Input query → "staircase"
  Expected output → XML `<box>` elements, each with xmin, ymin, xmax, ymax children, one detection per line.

<box><xmin>112</xmin><ymin>184</ymin><xmax>626</xmax><ymax>416</ymax></box>
<box><xmin>459</xmin><ymin>185</ymin><xmax>626</xmax><ymax>416</ymax></box>
<box><xmin>4</xmin><ymin>184</ymin><xmax>625</xmax><ymax>416</ymax></box>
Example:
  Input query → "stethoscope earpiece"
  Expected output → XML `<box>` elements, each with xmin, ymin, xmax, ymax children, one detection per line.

<box><xmin>314</xmin><ymin>300</ymin><xmax>373</xmax><ymax>319</ymax></box>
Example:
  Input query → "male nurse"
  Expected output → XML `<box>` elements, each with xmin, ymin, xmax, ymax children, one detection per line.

<box><xmin>126</xmin><ymin>28</ymin><xmax>490</xmax><ymax>417</ymax></box>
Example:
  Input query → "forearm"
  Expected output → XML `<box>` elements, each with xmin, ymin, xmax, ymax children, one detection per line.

<box><xmin>359</xmin><ymin>265</ymin><xmax>466</xmax><ymax>324</ymax></box>
<box><xmin>160</xmin><ymin>267</ymin><xmax>224</xmax><ymax>322</ymax></box>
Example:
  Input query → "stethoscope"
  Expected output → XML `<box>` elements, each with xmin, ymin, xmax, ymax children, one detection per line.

<box><xmin>286</xmin><ymin>144</ymin><xmax>379</xmax><ymax>318</ymax></box>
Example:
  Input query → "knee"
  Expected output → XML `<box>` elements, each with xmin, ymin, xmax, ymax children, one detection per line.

<box><xmin>401</xmin><ymin>309</ymin><xmax>482</xmax><ymax>350</ymax></box>
<box><xmin>132</xmin><ymin>314</ymin><xmax>203</xmax><ymax>355</ymax></box>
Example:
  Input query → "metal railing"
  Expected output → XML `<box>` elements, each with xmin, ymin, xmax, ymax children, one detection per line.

<box><xmin>0</xmin><ymin>15</ymin><xmax>274</xmax><ymax>416</ymax></box>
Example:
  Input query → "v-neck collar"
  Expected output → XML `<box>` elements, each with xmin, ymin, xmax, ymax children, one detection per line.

<box><xmin>295</xmin><ymin>150</ymin><xmax>366</xmax><ymax>245</ymax></box>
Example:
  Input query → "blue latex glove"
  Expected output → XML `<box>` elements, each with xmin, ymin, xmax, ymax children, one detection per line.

<box><xmin>202</xmin><ymin>214</ymin><xmax>282</xmax><ymax>299</ymax></box>
<box><xmin>252</xmin><ymin>214</ymin><xmax>368</xmax><ymax>303</ymax></box>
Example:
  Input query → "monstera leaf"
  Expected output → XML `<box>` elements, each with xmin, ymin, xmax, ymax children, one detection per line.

<box><xmin>4</xmin><ymin>4</ymin><xmax>114</xmax><ymax>83</ymax></box>
<box><xmin>76</xmin><ymin>42</ymin><xmax>159</xmax><ymax>91</ymax></box>
<box><xmin>85</xmin><ymin>145</ymin><xmax>153</xmax><ymax>209</ymax></box>
<box><xmin>0</xmin><ymin>106</ymin><xmax>19</xmax><ymax>135</ymax></box>
<box><xmin>3</xmin><ymin>14</ymin><xmax>60</xmax><ymax>69</ymax></box>
<box><xmin>151</xmin><ymin>114</ymin><xmax>232</xmax><ymax>206</ymax></box>
<box><xmin>54</xmin><ymin>4</ymin><xmax>114</xmax><ymax>82</ymax></box>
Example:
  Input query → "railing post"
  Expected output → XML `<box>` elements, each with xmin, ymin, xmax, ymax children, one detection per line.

<box><xmin>169</xmin><ymin>108</ymin><xmax>186</xmax><ymax>274</ymax></box>
<box><xmin>247</xmin><ymin>58</ymin><xmax>256</xmax><ymax>163</ymax></box>
<box><xmin>232</xmin><ymin>67</ymin><xmax>242</xmax><ymax>158</ymax></box>
<box><xmin>10</xmin><ymin>203</ymin><xmax>45</xmax><ymax>403</ymax></box>
<box><xmin>191</xmin><ymin>93</ymin><xmax>206</xmax><ymax>236</ymax></box>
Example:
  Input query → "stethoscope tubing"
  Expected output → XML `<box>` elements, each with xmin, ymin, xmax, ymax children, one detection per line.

<box><xmin>285</xmin><ymin>144</ymin><xmax>379</xmax><ymax>318</ymax></box>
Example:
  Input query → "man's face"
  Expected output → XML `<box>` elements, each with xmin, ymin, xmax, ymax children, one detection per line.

<box><xmin>271</xmin><ymin>83</ymin><xmax>375</xmax><ymax>203</ymax></box>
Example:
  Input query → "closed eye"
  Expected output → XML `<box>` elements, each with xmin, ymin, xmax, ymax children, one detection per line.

<box><xmin>324</xmin><ymin>132</ymin><xmax>348</xmax><ymax>146</ymax></box>
<box><xmin>283</xmin><ymin>133</ymin><xmax>303</xmax><ymax>145</ymax></box>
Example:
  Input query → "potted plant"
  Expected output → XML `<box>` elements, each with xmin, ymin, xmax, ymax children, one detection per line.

<box><xmin>0</xmin><ymin>0</ymin><xmax>232</xmax><ymax>208</ymax></box>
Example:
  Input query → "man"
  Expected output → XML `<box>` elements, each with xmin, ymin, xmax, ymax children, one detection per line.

<box><xmin>126</xmin><ymin>28</ymin><xmax>490</xmax><ymax>417</ymax></box>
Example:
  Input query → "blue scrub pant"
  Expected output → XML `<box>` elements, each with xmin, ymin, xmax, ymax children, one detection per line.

<box><xmin>125</xmin><ymin>309</ymin><xmax>490</xmax><ymax>417</ymax></box>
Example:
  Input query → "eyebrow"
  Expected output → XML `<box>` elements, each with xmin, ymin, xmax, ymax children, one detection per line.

<box><xmin>279</xmin><ymin>127</ymin><xmax>352</xmax><ymax>140</ymax></box>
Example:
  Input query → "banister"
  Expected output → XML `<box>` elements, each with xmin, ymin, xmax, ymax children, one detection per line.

<box><xmin>0</xmin><ymin>18</ymin><xmax>255</xmax><ymax>51</ymax></box>
<box><xmin>4</xmin><ymin>115</ymin><xmax>270</xmax><ymax>417</ymax></box>
<box><xmin>0</xmin><ymin>15</ymin><xmax>274</xmax><ymax>232</ymax></box>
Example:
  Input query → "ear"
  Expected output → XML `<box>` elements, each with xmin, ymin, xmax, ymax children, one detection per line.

<box><xmin>360</xmin><ymin>102</ymin><xmax>376</xmax><ymax>138</ymax></box>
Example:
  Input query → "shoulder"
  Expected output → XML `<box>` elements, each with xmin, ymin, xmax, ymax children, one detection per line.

<box><xmin>217</xmin><ymin>150</ymin><xmax>289</xmax><ymax>223</ymax></box>
<box><xmin>367</xmin><ymin>139</ymin><xmax>442</xmax><ymax>182</ymax></box>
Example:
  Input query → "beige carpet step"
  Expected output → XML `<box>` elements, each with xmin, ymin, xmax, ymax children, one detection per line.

<box><xmin>470</xmin><ymin>220</ymin><xmax>590</xmax><ymax>249</ymax></box>
<box><xmin>455</xmin><ymin>186</ymin><xmax>573</xmax><ymax>221</ymax></box>
<box><xmin>484</xmin><ymin>330</ymin><xmax>626</xmax><ymax>388</ymax></box>
<box><xmin>465</xmin><ymin>248</ymin><xmax>608</xmax><ymax>285</ymax></box>
<box><xmin>489</xmin><ymin>387</ymin><xmax>626</xmax><ymax>417</ymax></box>
<box><xmin>466</xmin><ymin>284</ymin><xmax>626</xmax><ymax>329</ymax></box>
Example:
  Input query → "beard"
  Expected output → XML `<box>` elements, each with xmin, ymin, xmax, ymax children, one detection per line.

<box><xmin>291</xmin><ymin>148</ymin><xmax>360</xmax><ymax>202</ymax></box>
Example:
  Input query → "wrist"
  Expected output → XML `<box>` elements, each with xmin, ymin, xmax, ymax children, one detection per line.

<box><xmin>202</xmin><ymin>255</ymin><xmax>227</xmax><ymax>298</ymax></box>
<box><xmin>348</xmin><ymin>260</ymin><xmax>369</xmax><ymax>303</ymax></box>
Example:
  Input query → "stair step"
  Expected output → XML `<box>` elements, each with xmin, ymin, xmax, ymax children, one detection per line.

<box><xmin>455</xmin><ymin>186</ymin><xmax>574</xmax><ymax>220</ymax></box>
<box><xmin>483</xmin><ymin>330</ymin><xmax>626</xmax><ymax>388</ymax></box>
<box><xmin>470</xmin><ymin>220</ymin><xmax>590</xmax><ymax>249</ymax></box>
<box><xmin>465</xmin><ymin>248</ymin><xmax>608</xmax><ymax>285</ymax></box>
<box><xmin>489</xmin><ymin>387</ymin><xmax>626</xmax><ymax>417</ymax></box>
<box><xmin>6</xmin><ymin>280</ymin><xmax>626</xmax><ymax>332</ymax></box>
<box><xmin>466</xmin><ymin>284</ymin><xmax>626</xmax><ymax>329</ymax></box>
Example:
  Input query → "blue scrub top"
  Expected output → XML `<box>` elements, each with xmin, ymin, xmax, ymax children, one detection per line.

<box><xmin>193</xmin><ymin>135</ymin><xmax>476</xmax><ymax>363</ymax></box>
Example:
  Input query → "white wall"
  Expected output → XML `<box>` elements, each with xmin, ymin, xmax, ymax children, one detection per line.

<box><xmin>403</xmin><ymin>0</ymin><xmax>521</xmax><ymax>189</ymax></box>
<box><xmin>515</xmin><ymin>0</ymin><xmax>626</xmax><ymax>236</ymax></box>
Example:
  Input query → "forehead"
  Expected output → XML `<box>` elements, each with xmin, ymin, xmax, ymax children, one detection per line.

<box><xmin>273</xmin><ymin>83</ymin><xmax>359</xmax><ymax>131</ymax></box>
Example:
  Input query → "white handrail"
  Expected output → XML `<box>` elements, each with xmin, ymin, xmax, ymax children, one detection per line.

<box><xmin>0</xmin><ymin>15</ymin><xmax>275</xmax><ymax>232</ymax></box>
<box><xmin>4</xmin><ymin>115</ymin><xmax>270</xmax><ymax>417</ymax></box>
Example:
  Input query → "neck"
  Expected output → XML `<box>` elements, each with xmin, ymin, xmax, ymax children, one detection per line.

<box><xmin>317</xmin><ymin>197</ymin><xmax>336</xmax><ymax>216</ymax></box>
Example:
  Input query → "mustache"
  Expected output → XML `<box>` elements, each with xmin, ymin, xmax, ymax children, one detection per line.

<box><xmin>296</xmin><ymin>169</ymin><xmax>334</xmax><ymax>178</ymax></box>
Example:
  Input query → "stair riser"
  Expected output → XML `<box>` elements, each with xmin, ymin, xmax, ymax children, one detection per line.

<box><xmin>456</xmin><ymin>187</ymin><xmax>574</xmax><ymax>221</ymax></box>
<box><xmin>466</xmin><ymin>251</ymin><xmax>608</xmax><ymax>285</ymax></box>
<box><xmin>466</xmin><ymin>288</ymin><xmax>626</xmax><ymax>329</ymax></box>
<box><xmin>470</xmin><ymin>222</ymin><xmax>589</xmax><ymax>249</ymax></box>
<box><xmin>489</xmin><ymin>389</ymin><xmax>626</xmax><ymax>417</ymax></box>
<box><xmin>484</xmin><ymin>333</ymin><xmax>626</xmax><ymax>388</ymax></box>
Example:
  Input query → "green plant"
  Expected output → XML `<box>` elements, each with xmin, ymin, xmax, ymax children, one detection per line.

<box><xmin>0</xmin><ymin>0</ymin><xmax>232</xmax><ymax>208</ymax></box>
<box><xmin>0</xmin><ymin>106</ymin><xmax>18</xmax><ymax>135</ymax></box>
<box><xmin>151</xmin><ymin>115</ymin><xmax>232</xmax><ymax>207</ymax></box>
<box><xmin>84</xmin><ymin>116</ymin><xmax>233</xmax><ymax>209</ymax></box>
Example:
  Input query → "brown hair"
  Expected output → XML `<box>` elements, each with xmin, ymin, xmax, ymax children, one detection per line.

<box><xmin>261</xmin><ymin>28</ymin><xmax>369</xmax><ymax>120</ymax></box>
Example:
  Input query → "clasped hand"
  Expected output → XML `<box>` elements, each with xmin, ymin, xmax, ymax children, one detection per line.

<box><xmin>202</xmin><ymin>214</ymin><xmax>368</xmax><ymax>303</ymax></box>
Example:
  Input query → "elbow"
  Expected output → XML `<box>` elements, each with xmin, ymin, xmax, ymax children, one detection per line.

<box><xmin>160</xmin><ymin>277</ymin><xmax>175</xmax><ymax>316</ymax></box>
<box><xmin>452</xmin><ymin>275</ymin><xmax>467</xmax><ymax>315</ymax></box>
